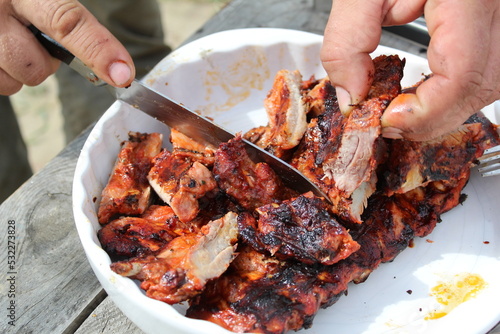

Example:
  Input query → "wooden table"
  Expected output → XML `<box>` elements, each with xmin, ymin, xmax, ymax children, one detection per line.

<box><xmin>1</xmin><ymin>0</ymin><xmax>498</xmax><ymax>333</ymax></box>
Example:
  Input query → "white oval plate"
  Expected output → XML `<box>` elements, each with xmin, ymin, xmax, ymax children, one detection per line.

<box><xmin>73</xmin><ymin>28</ymin><xmax>500</xmax><ymax>334</ymax></box>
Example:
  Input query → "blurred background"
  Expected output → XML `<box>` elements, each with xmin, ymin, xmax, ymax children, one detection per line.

<box><xmin>10</xmin><ymin>0</ymin><xmax>229</xmax><ymax>172</ymax></box>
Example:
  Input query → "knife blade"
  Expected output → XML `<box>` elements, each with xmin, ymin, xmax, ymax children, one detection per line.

<box><xmin>29</xmin><ymin>25</ymin><xmax>329</xmax><ymax>199</ymax></box>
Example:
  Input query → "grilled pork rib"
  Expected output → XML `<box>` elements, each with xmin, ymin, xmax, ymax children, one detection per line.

<box><xmin>238</xmin><ymin>192</ymin><xmax>359</xmax><ymax>265</ymax></box>
<box><xmin>148</xmin><ymin>150</ymin><xmax>217</xmax><ymax>222</ymax></box>
<box><xmin>213</xmin><ymin>134</ymin><xmax>297</xmax><ymax>211</ymax></box>
<box><xmin>383</xmin><ymin>113</ymin><xmax>500</xmax><ymax>195</ymax></box>
<box><xmin>111</xmin><ymin>212</ymin><xmax>239</xmax><ymax>304</ymax></box>
<box><xmin>169</xmin><ymin>128</ymin><xmax>216</xmax><ymax>167</ymax></box>
<box><xmin>292</xmin><ymin>55</ymin><xmax>404</xmax><ymax>223</ymax></box>
<box><xmin>98</xmin><ymin>132</ymin><xmax>163</xmax><ymax>224</ymax></box>
<box><xmin>244</xmin><ymin>70</ymin><xmax>308</xmax><ymax>159</ymax></box>
<box><xmin>186</xmin><ymin>135</ymin><xmax>490</xmax><ymax>334</ymax></box>
<box><xmin>97</xmin><ymin>54</ymin><xmax>500</xmax><ymax>334</ymax></box>
<box><xmin>98</xmin><ymin>215</ymin><xmax>174</xmax><ymax>258</ymax></box>
<box><xmin>98</xmin><ymin>205</ymin><xmax>208</xmax><ymax>259</ymax></box>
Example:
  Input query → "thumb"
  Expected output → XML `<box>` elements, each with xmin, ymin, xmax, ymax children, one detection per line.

<box><xmin>381</xmin><ymin>0</ymin><xmax>496</xmax><ymax>141</ymax></box>
<box><xmin>16</xmin><ymin>0</ymin><xmax>135</xmax><ymax>87</ymax></box>
<box><xmin>380</xmin><ymin>79</ymin><xmax>478</xmax><ymax>142</ymax></box>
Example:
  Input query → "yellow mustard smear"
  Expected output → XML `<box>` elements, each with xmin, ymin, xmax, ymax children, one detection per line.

<box><xmin>425</xmin><ymin>273</ymin><xmax>487</xmax><ymax>320</ymax></box>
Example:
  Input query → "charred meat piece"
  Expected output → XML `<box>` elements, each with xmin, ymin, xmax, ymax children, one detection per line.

<box><xmin>187</xmin><ymin>244</ymin><xmax>355</xmax><ymax>334</ymax></box>
<box><xmin>382</xmin><ymin>112</ymin><xmax>500</xmax><ymax>195</ymax></box>
<box><xmin>187</xmin><ymin>175</ymin><xmax>471</xmax><ymax>334</ymax></box>
<box><xmin>111</xmin><ymin>212</ymin><xmax>239</xmax><ymax>304</ymax></box>
<box><xmin>387</xmin><ymin>176</ymin><xmax>469</xmax><ymax>239</ymax></box>
<box><xmin>98</xmin><ymin>132</ymin><xmax>163</xmax><ymax>224</ymax></box>
<box><xmin>239</xmin><ymin>192</ymin><xmax>359</xmax><ymax>265</ymax></box>
<box><xmin>100</xmin><ymin>55</ymin><xmax>500</xmax><ymax>334</ymax></box>
<box><xmin>98</xmin><ymin>205</ymin><xmax>204</xmax><ymax>259</ymax></box>
<box><xmin>141</xmin><ymin>204</ymin><xmax>204</xmax><ymax>236</ymax></box>
<box><xmin>98</xmin><ymin>216</ymin><xmax>173</xmax><ymax>258</ymax></box>
<box><xmin>320</xmin><ymin>55</ymin><xmax>404</xmax><ymax>222</ymax></box>
<box><xmin>213</xmin><ymin>135</ymin><xmax>297</xmax><ymax>211</ymax></box>
<box><xmin>292</xmin><ymin>55</ymin><xmax>404</xmax><ymax>223</ymax></box>
<box><xmin>244</xmin><ymin>70</ymin><xmax>308</xmax><ymax>159</ymax></box>
<box><xmin>148</xmin><ymin>150</ymin><xmax>217</xmax><ymax>222</ymax></box>
<box><xmin>303</xmin><ymin>77</ymin><xmax>336</xmax><ymax>117</ymax></box>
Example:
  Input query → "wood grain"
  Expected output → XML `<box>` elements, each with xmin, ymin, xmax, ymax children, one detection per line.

<box><xmin>74</xmin><ymin>298</ymin><xmax>144</xmax><ymax>334</ymax></box>
<box><xmin>0</xmin><ymin>127</ymin><xmax>107</xmax><ymax>334</ymax></box>
<box><xmin>1</xmin><ymin>0</ymin><xmax>498</xmax><ymax>333</ymax></box>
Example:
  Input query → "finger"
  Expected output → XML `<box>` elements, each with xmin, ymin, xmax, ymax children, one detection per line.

<box><xmin>321</xmin><ymin>0</ymin><xmax>384</xmax><ymax>114</ymax></box>
<box><xmin>382</xmin><ymin>0</ymin><xmax>494</xmax><ymax>141</ymax></box>
<box><xmin>14</xmin><ymin>0</ymin><xmax>135</xmax><ymax>87</ymax></box>
<box><xmin>0</xmin><ymin>16</ymin><xmax>60</xmax><ymax>93</ymax></box>
<box><xmin>321</xmin><ymin>0</ymin><xmax>428</xmax><ymax>115</ymax></box>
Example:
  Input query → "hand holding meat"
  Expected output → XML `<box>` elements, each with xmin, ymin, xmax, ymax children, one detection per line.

<box><xmin>321</xmin><ymin>0</ymin><xmax>500</xmax><ymax>141</ymax></box>
<box><xmin>0</xmin><ymin>0</ymin><xmax>134</xmax><ymax>96</ymax></box>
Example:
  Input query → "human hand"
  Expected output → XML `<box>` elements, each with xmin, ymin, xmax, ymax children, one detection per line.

<box><xmin>321</xmin><ymin>0</ymin><xmax>500</xmax><ymax>141</ymax></box>
<box><xmin>0</xmin><ymin>0</ymin><xmax>135</xmax><ymax>96</ymax></box>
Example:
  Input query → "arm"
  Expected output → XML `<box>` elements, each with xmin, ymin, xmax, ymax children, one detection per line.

<box><xmin>0</xmin><ymin>0</ymin><xmax>134</xmax><ymax>96</ymax></box>
<box><xmin>321</xmin><ymin>0</ymin><xmax>500</xmax><ymax>141</ymax></box>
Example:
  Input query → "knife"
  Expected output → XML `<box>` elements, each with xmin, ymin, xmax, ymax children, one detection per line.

<box><xmin>29</xmin><ymin>25</ymin><xmax>329</xmax><ymax>199</ymax></box>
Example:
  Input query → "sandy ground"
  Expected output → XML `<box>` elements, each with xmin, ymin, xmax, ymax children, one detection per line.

<box><xmin>10</xmin><ymin>0</ymin><xmax>228</xmax><ymax>172</ymax></box>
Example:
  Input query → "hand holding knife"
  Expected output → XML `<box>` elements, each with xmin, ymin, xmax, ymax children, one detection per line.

<box><xmin>29</xmin><ymin>24</ymin><xmax>329</xmax><ymax>200</ymax></box>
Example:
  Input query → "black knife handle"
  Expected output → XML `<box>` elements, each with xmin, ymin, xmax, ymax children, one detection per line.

<box><xmin>28</xmin><ymin>24</ymin><xmax>106</xmax><ymax>86</ymax></box>
<box><xmin>28</xmin><ymin>24</ymin><xmax>75</xmax><ymax>65</ymax></box>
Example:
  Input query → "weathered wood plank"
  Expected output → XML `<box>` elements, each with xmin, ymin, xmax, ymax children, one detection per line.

<box><xmin>74</xmin><ymin>298</ymin><xmax>144</xmax><ymax>334</ymax></box>
<box><xmin>0</xmin><ymin>127</ymin><xmax>107</xmax><ymax>334</ymax></box>
<box><xmin>1</xmin><ymin>0</ymin><xmax>498</xmax><ymax>333</ymax></box>
<box><xmin>186</xmin><ymin>0</ymin><xmax>329</xmax><ymax>39</ymax></box>
<box><xmin>76</xmin><ymin>0</ymin><xmax>500</xmax><ymax>331</ymax></box>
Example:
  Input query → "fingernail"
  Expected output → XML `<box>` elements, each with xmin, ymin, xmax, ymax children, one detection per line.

<box><xmin>382</xmin><ymin>126</ymin><xmax>404</xmax><ymax>139</ymax></box>
<box><xmin>109</xmin><ymin>61</ymin><xmax>132</xmax><ymax>86</ymax></box>
<box><xmin>335</xmin><ymin>86</ymin><xmax>354</xmax><ymax>115</ymax></box>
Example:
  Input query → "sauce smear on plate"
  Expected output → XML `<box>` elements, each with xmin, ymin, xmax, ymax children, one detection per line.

<box><xmin>426</xmin><ymin>273</ymin><xmax>487</xmax><ymax>320</ymax></box>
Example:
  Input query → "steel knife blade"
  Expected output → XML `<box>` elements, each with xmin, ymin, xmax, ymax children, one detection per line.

<box><xmin>29</xmin><ymin>25</ymin><xmax>329</xmax><ymax>199</ymax></box>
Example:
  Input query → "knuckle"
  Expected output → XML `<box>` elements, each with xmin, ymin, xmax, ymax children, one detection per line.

<box><xmin>0</xmin><ymin>34</ymin><xmax>53</xmax><ymax>90</ymax></box>
<box><xmin>80</xmin><ymin>35</ymin><xmax>110</xmax><ymax>64</ymax></box>
<box><xmin>22</xmin><ymin>55</ymin><xmax>56</xmax><ymax>86</ymax></box>
<box><xmin>20</xmin><ymin>57</ymin><xmax>57</xmax><ymax>87</ymax></box>
<box><xmin>43</xmin><ymin>3</ymin><xmax>111</xmax><ymax>68</ymax></box>
<box><xmin>462</xmin><ymin>70</ymin><xmax>483</xmax><ymax>89</ymax></box>
<box><xmin>47</xmin><ymin>3</ymin><xmax>86</xmax><ymax>40</ymax></box>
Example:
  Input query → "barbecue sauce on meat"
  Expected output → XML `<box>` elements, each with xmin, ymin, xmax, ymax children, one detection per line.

<box><xmin>97</xmin><ymin>55</ymin><xmax>500</xmax><ymax>334</ymax></box>
<box><xmin>184</xmin><ymin>56</ymin><xmax>500</xmax><ymax>333</ymax></box>
<box><xmin>98</xmin><ymin>132</ymin><xmax>163</xmax><ymax>224</ymax></box>
<box><xmin>291</xmin><ymin>55</ymin><xmax>405</xmax><ymax>223</ymax></box>
<box><xmin>239</xmin><ymin>193</ymin><xmax>360</xmax><ymax>265</ymax></box>
<box><xmin>213</xmin><ymin>134</ymin><xmax>298</xmax><ymax>210</ymax></box>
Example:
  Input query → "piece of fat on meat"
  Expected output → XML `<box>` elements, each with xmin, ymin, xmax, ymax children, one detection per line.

<box><xmin>110</xmin><ymin>211</ymin><xmax>239</xmax><ymax>304</ymax></box>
